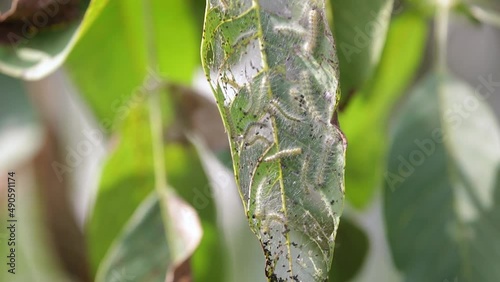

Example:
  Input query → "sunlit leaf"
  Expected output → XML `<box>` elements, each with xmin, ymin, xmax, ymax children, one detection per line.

<box><xmin>66</xmin><ymin>0</ymin><xmax>199</xmax><ymax>128</ymax></box>
<box><xmin>340</xmin><ymin>12</ymin><xmax>428</xmax><ymax>208</ymax></box>
<box><xmin>87</xmin><ymin>104</ymin><xmax>155</xmax><ymax>273</ymax></box>
<box><xmin>384</xmin><ymin>73</ymin><xmax>500</xmax><ymax>281</ymax></box>
<box><xmin>202</xmin><ymin>1</ymin><xmax>346</xmax><ymax>280</ymax></box>
<box><xmin>404</xmin><ymin>0</ymin><xmax>436</xmax><ymax>16</ymax></box>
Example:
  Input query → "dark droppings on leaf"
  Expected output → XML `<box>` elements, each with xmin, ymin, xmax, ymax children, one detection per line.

<box><xmin>0</xmin><ymin>0</ymin><xmax>83</xmax><ymax>45</ymax></box>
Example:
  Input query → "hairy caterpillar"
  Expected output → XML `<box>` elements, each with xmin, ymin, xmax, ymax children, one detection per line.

<box><xmin>244</xmin><ymin>76</ymin><xmax>268</xmax><ymax>115</ymax></box>
<box><xmin>303</xmin><ymin>9</ymin><xmax>320</xmax><ymax>54</ymax></box>
<box><xmin>268</xmin><ymin>99</ymin><xmax>303</xmax><ymax>122</ymax></box>
<box><xmin>299</xmin><ymin>71</ymin><xmax>325</xmax><ymax>123</ymax></box>
<box><xmin>315</xmin><ymin>136</ymin><xmax>336</xmax><ymax>186</ymax></box>
<box><xmin>264</xmin><ymin>148</ymin><xmax>302</xmax><ymax>162</ymax></box>
<box><xmin>300</xmin><ymin>153</ymin><xmax>313</xmax><ymax>195</ymax></box>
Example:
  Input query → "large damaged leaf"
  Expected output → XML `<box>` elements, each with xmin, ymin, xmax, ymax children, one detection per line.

<box><xmin>201</xmin><ymin>0</ymin><xmax>346</xmax><ymax>281</ymax></box>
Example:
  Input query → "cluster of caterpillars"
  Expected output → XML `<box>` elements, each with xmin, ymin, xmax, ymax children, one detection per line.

<box><xmin>212</xmin><ymin>1</ymin><xmax>339</xmax><ymax>281</ymax></box>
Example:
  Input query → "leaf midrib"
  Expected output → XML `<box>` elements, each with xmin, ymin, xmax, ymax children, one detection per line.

<box><xmin>251</xmin><ymin>0</ymin><xmax>294</xmax><ymax>277</ymax></box>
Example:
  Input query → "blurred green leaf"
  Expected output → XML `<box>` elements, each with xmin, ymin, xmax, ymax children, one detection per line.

<box><xmin>88</xmin><ymin>94</ymin><xmax>226</xmax><ymax>281</ymax></box>
<box><xmin>464</xmin><ymin>0</ymin><xmax>500</xmax><ymax>11</ymax></box>
<box><xmin>330</xmin><ymin>0</ymin><xmax>394</xmax><ymax>97</ymax></box>
<box><xmin>164</xmin><ymin>143</ymin><xmax>227</xmax><ymax>282</ymax></box>
<box><xmin>384</xmin><ymin>73</ymin><xmax>500</xmax><ymax>281</ymax></box>
<box><xmin>0</xmin><ymin>0</ymin><xmax>108</xmax><ymax>80</ymax></box>
<box><xmin>66</xmin><ymin>0</ymin><xmax>199</xmax><ymax>128</ymax></box>
<box><xmin>70</xmin><ymin>2</ymin><xmax>207</xmax><ymax>274</ymax></box>
<box><xmin>462</xmin><ymin>0</ymin><xmax>500</xmax><ymax>27</ymax></box>
<box><xmin>0</xmin><ymin>74</ymin><xmax>43</xmax><ymax>170</ymax></box>
<box><xmin>96</xmin><ymin>190</ymin><xmax>203</xmax><ymax>282</ymax></box>
<box><xmin>340</xmin><ymin>12</ymin><xmax>428</xmax><ymax>208</ymax></box>
<box><xmin>87</xmin><ymin>103</ymin><xmax>155</xmax><ymax>273</ymax></box>
<box><xmin>404</xmin><ymin>0</ymin><xmax>437</xmax><ymax>16</ymax></box>
<box><xmin>405</xmin><ymin>0</ymin><xmax>500</xmax><ymax>21</ymax></box>
<box><xmin>151</xmin><ymin>1</ymin><xmax>199</xmax><ymax>83</ymax></box>
<box><xmin>329</xmin><ymin>218</ymin><xmax>369</xmax><ymax>282</ymax></box>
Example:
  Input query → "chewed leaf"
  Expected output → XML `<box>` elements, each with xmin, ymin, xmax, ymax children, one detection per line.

<box><xmin>201</xmin><ymin>0</ymin><xmax>346</xmax><ymax>281</ymax></box>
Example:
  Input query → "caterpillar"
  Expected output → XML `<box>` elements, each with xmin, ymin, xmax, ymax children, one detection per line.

<box><xmin>244</xmin><ymin>76</ymin><xmax>268</xmax><ymax>115</ymax></box>
<box><xmin>300</xmin><ymin>153</ymin><xmax>313</xmax><ymax>195</ymax></box>
<box><xmin>273</xmin><ymin>22</ymin><xmax>306</xmax><ymax>37</ymax></box>
<box><xmin>252</xmin><ymin>177</ymin><xmax>268</xmax><ymax>220</ymax></box>
<box><xmin>315</xmin><ymin>136</ymin><xmax>336</xmax><ymax>186</ymax></box>
<box><xmin>268</xmin><ymin>99</ymin><xmax>303</xmax><ymax>123</ymax></box>
<box><xmin>244</xmin><ymin>135</ymin><xmax>273</xmax><ymax>149</ymax></box>
<box><xmin>264</xmin><ymin>148</ymin><xmax>302</xmax><ymax>162</ymax></box>
<box><xmin>300</xmin><ymin>71</ymin><xmax>325</xmax><ymax>123</ymax></box>
<box><xmin>303</xmin><ymin>9</ymin><xmax>321</xmax><ymax>55</ymax></box>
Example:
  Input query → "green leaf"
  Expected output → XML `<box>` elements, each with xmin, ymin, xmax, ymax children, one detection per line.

<box><xmin>79</xmin><ymin>1</ymin><xmax>202</xmax><ymax>269</ymax></box>
<box><xmin>463</xmin><ymin>0</ymin><xmax>500</xmax><ymax>11</ymax></box>
<box><xmin>404</xmin><ymin>0</ymin><xmax>437</xmax><ymax>16</ymax></box>
<box><xmin>66</xmin><ymin>0</ymin><xmax>199</xmax><ymax>127</ymax></box>
<box><xmin>384</xmin><ymin>73</ymin><xmax>500</xmax><ymax>281</ymax></box>
<box><xmin>339</xmin><ymin>12</ymin><xmax>428</xmax><ymax>208</ymax></box>
<box><xmin>330</xmin><ymin>0</ymin><xmax>394</xmax><ymax>97</ymax></box>
<box><xmin>462</xmin><ymin>0</ymin><xmax>500</xmax><ymax>27</ymax></box>
<box><xmin>0</xmin><ymin>0</ymin><xmax>108</xmax><ymax>80</ymax></box>
<box><xmin>87</xmin><ymin>103</ymin><xmax>155</xmax><ymax>273</ymax></box>
<box><xmin>96</xmin><ymin>190</ymin><xmax>202</xmax><ymax>282</ymax></box>
<box><xmin>202</xmin><ymin>1</ymin><xmax>346</xmax><ymax>281</ymax></box>
<box><xmin>88</xmin><ymin>96</ymin><xmax>226</xmax><ymax>281</ymax></box>
<box><xmin>329</xmin><ymin>218</ymin><xmax>369</xmax><ymax>282</ymax></box>
<box><xmin>150</xmin><ymin>1</ymin><xmax>199</xmax><ymax>83</ymax></box>
<box><xmin>163</xmin><ymin>143</ymin><xmax>227</xmax><ymax>282</ymax></box>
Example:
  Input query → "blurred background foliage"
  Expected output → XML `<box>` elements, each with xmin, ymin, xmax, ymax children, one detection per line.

<box><xmin>0</xmin><ymin>0</ymin><xmax>499</xmax><ymax>281</ymax></box>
